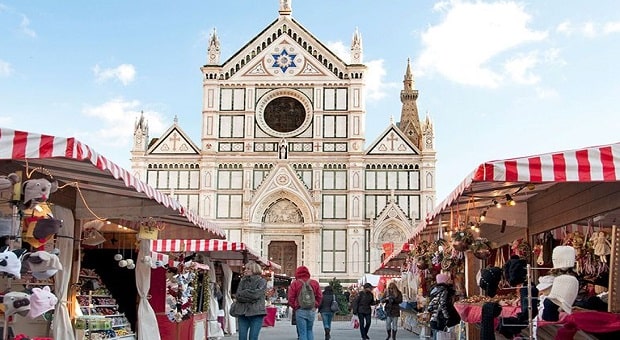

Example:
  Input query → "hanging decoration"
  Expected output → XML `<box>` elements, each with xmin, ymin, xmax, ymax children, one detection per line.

<box><xmin>471</xmin><ymin>238</ymin><xmax>492</xmax><ymax>260</ymax></box>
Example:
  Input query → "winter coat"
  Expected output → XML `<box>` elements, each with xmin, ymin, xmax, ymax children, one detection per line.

<box><xmin>352</xmin><ymin>290</ymin><xmax>377</xmax><ymax>315</ymax></box>
<box><xmin>234</xmin><ymin>274</ymin><xmax>267</xmax><ymax>317</ymax></box>
<box><xmin>426</xmin><ymin>283</ymin><xmax>460</xmax><ymax>330</ymax></box>
<box><xmin>319</xmin><ymin>290</ymin><xmax>336</xmax><ymax>313</ymax></box>
<box><xmin>287</xmin><ymin>266</ymin><xmax>322</xmax><ymax>310</ymax></box>
<box><xmin>381</xmin><ymin>290</ymin><xmax>403</xmax><ymax>317</ymax></box>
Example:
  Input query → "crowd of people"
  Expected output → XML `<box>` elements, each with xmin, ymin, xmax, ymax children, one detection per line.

<box><xmin>230</xmin><ymin>261</ymin><xmax>410</xmax><ymax>340</ymax></box>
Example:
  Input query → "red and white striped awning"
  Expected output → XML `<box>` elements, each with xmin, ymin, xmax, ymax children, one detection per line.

<box><xmin>413</xmin><ymin>142</ymin><xmax>620</xmax><ymax>240</ymax></box>
<box><xmin>372</xmin><ymin>142</ymin><xmax>620</xmax><ymax>275</ymax></box>
<box><xmin>0</xmin><ymin>128</ymin><xmax>224</xmax><ymax>237</ymax></box>
<box><xmin>150</xmin><ymin>239</ymin><xmax>281</xmax><ymax>270</ymax></box>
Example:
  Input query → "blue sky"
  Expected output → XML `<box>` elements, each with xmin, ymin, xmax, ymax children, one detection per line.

<box><xmin>1</xmin><ymin>0</ymin><xmax>619</xmax><ymax>200</ymax></box>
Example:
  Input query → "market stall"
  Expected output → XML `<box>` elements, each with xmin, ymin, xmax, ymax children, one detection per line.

<box><xmin>377</xmin><ymin>142</ymin><xmax>620</xmax><ymax>339</ymax></box>
<box><xmin>149</xmin><ymin>239</ymin><xmax>281</xmax><ymax>337</ymax></box>
<box><xmin>0</xmin><ymin>127</ymin><xmax>225</xmax><ymax>340</ymax></box>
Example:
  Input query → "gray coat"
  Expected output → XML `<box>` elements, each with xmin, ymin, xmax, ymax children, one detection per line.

<box><xmin>233</xmin><ymin>274</ymin><xmax>267</xmax><ymax>317</ymax></box>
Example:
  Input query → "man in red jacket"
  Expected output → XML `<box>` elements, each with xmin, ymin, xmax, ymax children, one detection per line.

<box><xmin>288</xmin><ymin>266</ymin><xmax>322</xmax><ymax>340</ymax></box>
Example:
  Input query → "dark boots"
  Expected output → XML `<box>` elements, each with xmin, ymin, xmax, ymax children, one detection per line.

<box><xmin>391</xmin><ymin>330</ymin><xmax>397</xmax><ymax>339</ymax></box>
<box><xmin>385</xmin><ymin>330</ymin><xmax>391</xmax><ymax>340</ymax></box>
<box><xmin>324</xmin><ymin>328</ymin><xmax>330</xmax><ymax>340</ymax></box>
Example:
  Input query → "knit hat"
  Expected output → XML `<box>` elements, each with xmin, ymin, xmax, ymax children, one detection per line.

<box><xmin>547</xmin><ymin>274</ymin><xmax>579</xmax><ymax>314</ymax></box>
<box><xmin>479</xmin><ymin>267</ymin><xmax>502</xmax><ymax>297</ymax></box>
<box><xmin>27</xmin><ymin>251</ymin><xmax>62</xmax><ymax>280</ymax></box>
<box><xmin>0</xmin><ymin>248</ymin><xmax>23</xmax><ymax>279</ymax></box>
<box><xmin>552</xmin><ymin>246</ymin><xmax>576</xmax><ymax>269</ymax></box>
<box><xmin>3</xmin><ymin>291</ymin><xmax>30</xmax><ymax>317</ymax></box>
<box><xmin>363</xmin><ymin>282</ymin><xmax>374</xmax><ymax>289</ymax></box>
<box><xmin>536</xmin><ymin>275</ymin><xmax>555</xmax><ymax>293</ymax></box>
<box><xmin>27</xmin><ymin>286</ymin><xmax>58</xmax><ymax>318</ymax></box>
<box><xmin>436</xmin><ymin>273</ymin><xmax>450</xmax><ymax>284</ymax></box>
<box><xmin>503</xmin><ymin>256</ymin><xmax>527</xmax><ymax>287</ymax></box>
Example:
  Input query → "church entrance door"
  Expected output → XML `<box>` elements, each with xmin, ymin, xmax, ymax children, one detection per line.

<box><xmin>268</xmin><ymin>241</ymin><xmax>297</xmax><ymax>278</ymax></box>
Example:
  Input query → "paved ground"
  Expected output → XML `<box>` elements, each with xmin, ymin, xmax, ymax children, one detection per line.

<box><xmin>255</xmin><ymin>316</ymin><xmax>421</xmax><ymax>340</ymax></box>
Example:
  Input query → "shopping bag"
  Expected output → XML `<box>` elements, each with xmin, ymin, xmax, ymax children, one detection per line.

<box><xmin>376</xmin><ymin>305</ymin><xmax>387</xmax><ymax>320</ymax></box>
<box><xmin>436</xmin><ymin>330</ymin><xmax>456</xmax><ymax>340</ymax></box>
<box><xmin>351</xmin><ymin>314</ymin><xmax>360</xmax><ymax>329</ymax></box>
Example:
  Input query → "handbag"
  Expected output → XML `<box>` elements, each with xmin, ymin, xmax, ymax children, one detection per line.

<box><xmin>330</xmin><ymin>295</ymin><xmax>339</xmax><ymax>312</ymax></box>
<box><xmin>350</xmin><ymin>314</ymin><xmax>360</xmax><ymax>329</ymax></box>
<box><xmin>229</xmin><ymin>301</ymin><xmax>242</xmax><ymax>317</ymax></box>
<box><xmin>436</xmin><ymin>330</ymin><xmax>456</xmax><ymax>340</ymax></box>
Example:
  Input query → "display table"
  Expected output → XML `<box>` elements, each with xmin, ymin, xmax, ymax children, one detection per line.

<box><xmin>454</xmin><ymin>303</ymin><xmax>520</xmax><ymax>324</ymax></box>
<box><xmin>262</xmin><ymin>306</ymin><xmax>277</xmax><ymax>327</ymax></box>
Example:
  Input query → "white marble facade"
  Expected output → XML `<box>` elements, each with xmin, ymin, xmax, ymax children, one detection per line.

<box><xmin>130</xmin><ymin>1</ymin><xmax>436</xmax><ymax>283</ymax></box>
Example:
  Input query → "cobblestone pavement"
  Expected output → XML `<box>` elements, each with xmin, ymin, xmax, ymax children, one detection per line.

<box><xmin>253</xmin><ymin>316</ymin><xmax>421</xmax><ymax>340</ymax></box>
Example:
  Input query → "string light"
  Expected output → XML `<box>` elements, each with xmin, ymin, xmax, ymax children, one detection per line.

<box><xmin>480</xmin><ymin>210</ymin><xmax>487</xmax><ymax>221</ymax></box>
<box><xmin>505</xmin><ymin>194</ymin><xmax>516</xmax><ymax>206</ymax></box>
<box><xmin>493</xmin><ymin>199</ymin><xmax>501</xmax><ymax>208</ymax></box>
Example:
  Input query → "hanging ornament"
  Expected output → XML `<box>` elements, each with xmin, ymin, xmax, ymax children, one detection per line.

<box><xmin>118</xmin><ymin>259</ymin><xmax>128</xmax><ymax>268</ymax></box>
<box><xmin>113</xmin><ymin>233</ymin><xmax>123</xmax><ymax>261</ymax></box>
<box><xmin>127</xmin><ymin>263</ymin><xmax>136</xmax><ymax>270</ymax></box>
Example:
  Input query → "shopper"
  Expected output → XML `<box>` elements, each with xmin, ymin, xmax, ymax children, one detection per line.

<box><xmin>381</xmin><ymin>282</ymin><xmax>403</xmax><ymax>340</ymax></box>
<box><xmin>319</xmin><ymin>285</ymin><xmax>336</xmax><ymax>339</ymax></box>
<box><xmin>427</xmin><ymin>273</ymin><xmax>460</xmax><ymax>340</ymax></box>
<box><xmin>231</xmin><ymin>261</ymin><xmax>267</xmax><ymax>340</ymax></box>
<box><xmin>352</xmin><ymin>283</ymin><xmax>378</xmax><ymax>340</ymax></box>
<box><xmin>288</xmin><ymin>265</ymin><xmax>322</xmax><ymax>340</ymax></box>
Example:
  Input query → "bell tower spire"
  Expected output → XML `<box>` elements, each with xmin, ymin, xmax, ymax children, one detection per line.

<box><xmin>207</xmin><ymin>28</ymin><xmax>221</xmax><ymax>65</ymax></box>
<box><xmin>351</xmin><ymin>27</ymin><xmax>363</xmax><ymax>63</ymax></box>
<box><xmin>132</xmin><ymin>110</ymin><xmax>149</xmax><ymax>153</ymax></box>
<box><xmin>398</xmin><ymin>58</ymin><xmax>421</xmax><ymax>148</ymax></box>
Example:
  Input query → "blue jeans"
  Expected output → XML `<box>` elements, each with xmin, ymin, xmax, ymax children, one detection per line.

<box><xmin>237</xmin><ymin>314</ymin><xmax>264</xmax><ymax>340</ymax></box>
<box><xmin>358</xmin><ymin>313</ymin><xmax>372</xmax><ymax>339</ymax></box>
<box><xmin>386</xmin><ymin>316</ymin><xmax>398</xmax><ymax>331</ymax></box>
<box><xmin>296</xmin><ymin>308</ymin><xmax>316</xmax><ymax>340</ymax></box>
<box><xmin>320</xmin><ymin>311</ymin><xmax>334</xmax><ymax>329</ymax></box>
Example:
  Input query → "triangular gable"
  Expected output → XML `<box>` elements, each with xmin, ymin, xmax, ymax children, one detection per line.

<box><xmin>248</xmin><ymin>163</ymin><xmax>314</xmax><ymax>223</ymax></box>
<box><xmin>222</xmin><ymin>17</ymin><xmax>348</xmax><ymax>81</ymax></box>
<box><xmin>366</xmin><ymin>125</ymin><xmax>419</xmax><ymax>155</ymax></box>
<box><xmin>374</xmin><ymin>198</ymin><xmax>413</xmax><ymax>228</ymax></box>
<box><xmin>148</xmin><ymin>125</ymin><xmax>200</xmax><ymax>155</ymax></box>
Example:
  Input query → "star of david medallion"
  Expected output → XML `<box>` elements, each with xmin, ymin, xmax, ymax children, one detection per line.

<box><xmin>271</xmin><ymin>49</ymin><xmax>297</xmax><ymax>73</ymax></box>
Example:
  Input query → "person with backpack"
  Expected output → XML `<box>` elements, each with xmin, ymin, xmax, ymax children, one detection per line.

<box><xmin>352</xmin><ymin>283</ymin><xmax>378</xmax><ymax>340</ymax></box>
<box><xmin>318</xmin><ymin>285</ymin><xmax>337</xmax><ymax>340</ymax></box>
<box><xmin>288</xmin><ymin>265</ymin><xmax>322</xmax><ymax>340</ymax></box>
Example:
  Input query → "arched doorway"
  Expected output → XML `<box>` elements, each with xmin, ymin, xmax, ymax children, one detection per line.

<box><xmin>268</xmin><ymin>241</ymin><xmax>297</xmax><ymax>278</ymax></box>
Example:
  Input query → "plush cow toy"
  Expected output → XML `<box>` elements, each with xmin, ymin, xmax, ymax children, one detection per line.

<box><xmin>19</xmin><ymin>178</ymin><xmax>62</xmax><ymax>249</ymax></box>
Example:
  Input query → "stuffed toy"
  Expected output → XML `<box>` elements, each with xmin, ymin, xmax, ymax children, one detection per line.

<box><xmin>3</xmin><ymin>291</ymin><xmax>30</xmax><ymax>317</ymax></box>
<box><xmin>25</xmin><ymin>250</ymin><xmax>63</xmax><ymax>280</ymax></box>
<box><xmin>0</xmin><ymin>172</ymin><xmax>19</xmax><ymax>192</ymax></box>
<box><xmin>0</xmin><ymin>247</ymin><xmax>26</xmax><ymax>279</ymax></box>
<box><xmin>18</xmin><ymin>178</ymin><xmax>58</xmax><ymax>211</ymax></box>
<box><xmin>21</xmin><ymin>202</ymin><xmax>62</xmax><ymax>249</ymax></box>
<box><xmin>27</xmin><ymin>286</ymin><xmax>58</xmax><ymax>319</ymax></box>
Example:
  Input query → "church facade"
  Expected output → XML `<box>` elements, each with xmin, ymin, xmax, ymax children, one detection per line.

<box><xmin>130</xmin><ymin>1</ymin><xmax>437</xmax><ymax>283</ymax></box>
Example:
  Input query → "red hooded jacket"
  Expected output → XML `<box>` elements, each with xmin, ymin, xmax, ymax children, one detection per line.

<box><xmin>287</xmin><ymin>266</ymin><xmax>322</xmax><ymax>310</ymax></box>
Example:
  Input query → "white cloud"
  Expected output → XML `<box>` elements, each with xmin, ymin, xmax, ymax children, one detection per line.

<box><xmin>556</xmin><ymin>20</ymin><xmax>573</xmax><ymax>36</ymax></box>
<box><xmin>604</xmin><ymin>21</ymin><xmax>620</xmax><ymax>34</ymax></box>
<box><xmin>81</xmin><ymin>98</ymin><xmax>166</xmax><ymax>147</ymax></box>
<box><xmin>20</xmin><ymin>14</ymin><xmax>36</xmax><ymax>38</ymax></box>
<box><xmin>0</xmin><ymin>59</ymin><xmax>12</xmax><ymax>77</ymax></box>
<box><xmin>93</xmin><ymin>64</ymin><xmax>136</xmax><ymax>85</ymax></box>
<box><xmin>582</xmin><ymin>22</ymin><xmax>597</xmax><ymax>38</ymax></box>
<box><xmin>417</xmin><ymin>1</ymin><xmax>547</xmax><ymax>88</ymax></box>
<box><xmin>535</xmin><ymin>87</ymin><xmax>558</xmax><ymax>99</ymax></box>
<box><xmin>326</xmin><ymin>40</ymin><xmax>394</xmax><ymax>102</ymax></box>
<box><xmin>504</xmin><ymin>51</ymin><xmax>541</xmax><ymax>85</ymax></box>
<box><xmin>557</xmin><ymin>20</ymin><xmax>620</xmax><ymax>37</ymax></box>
